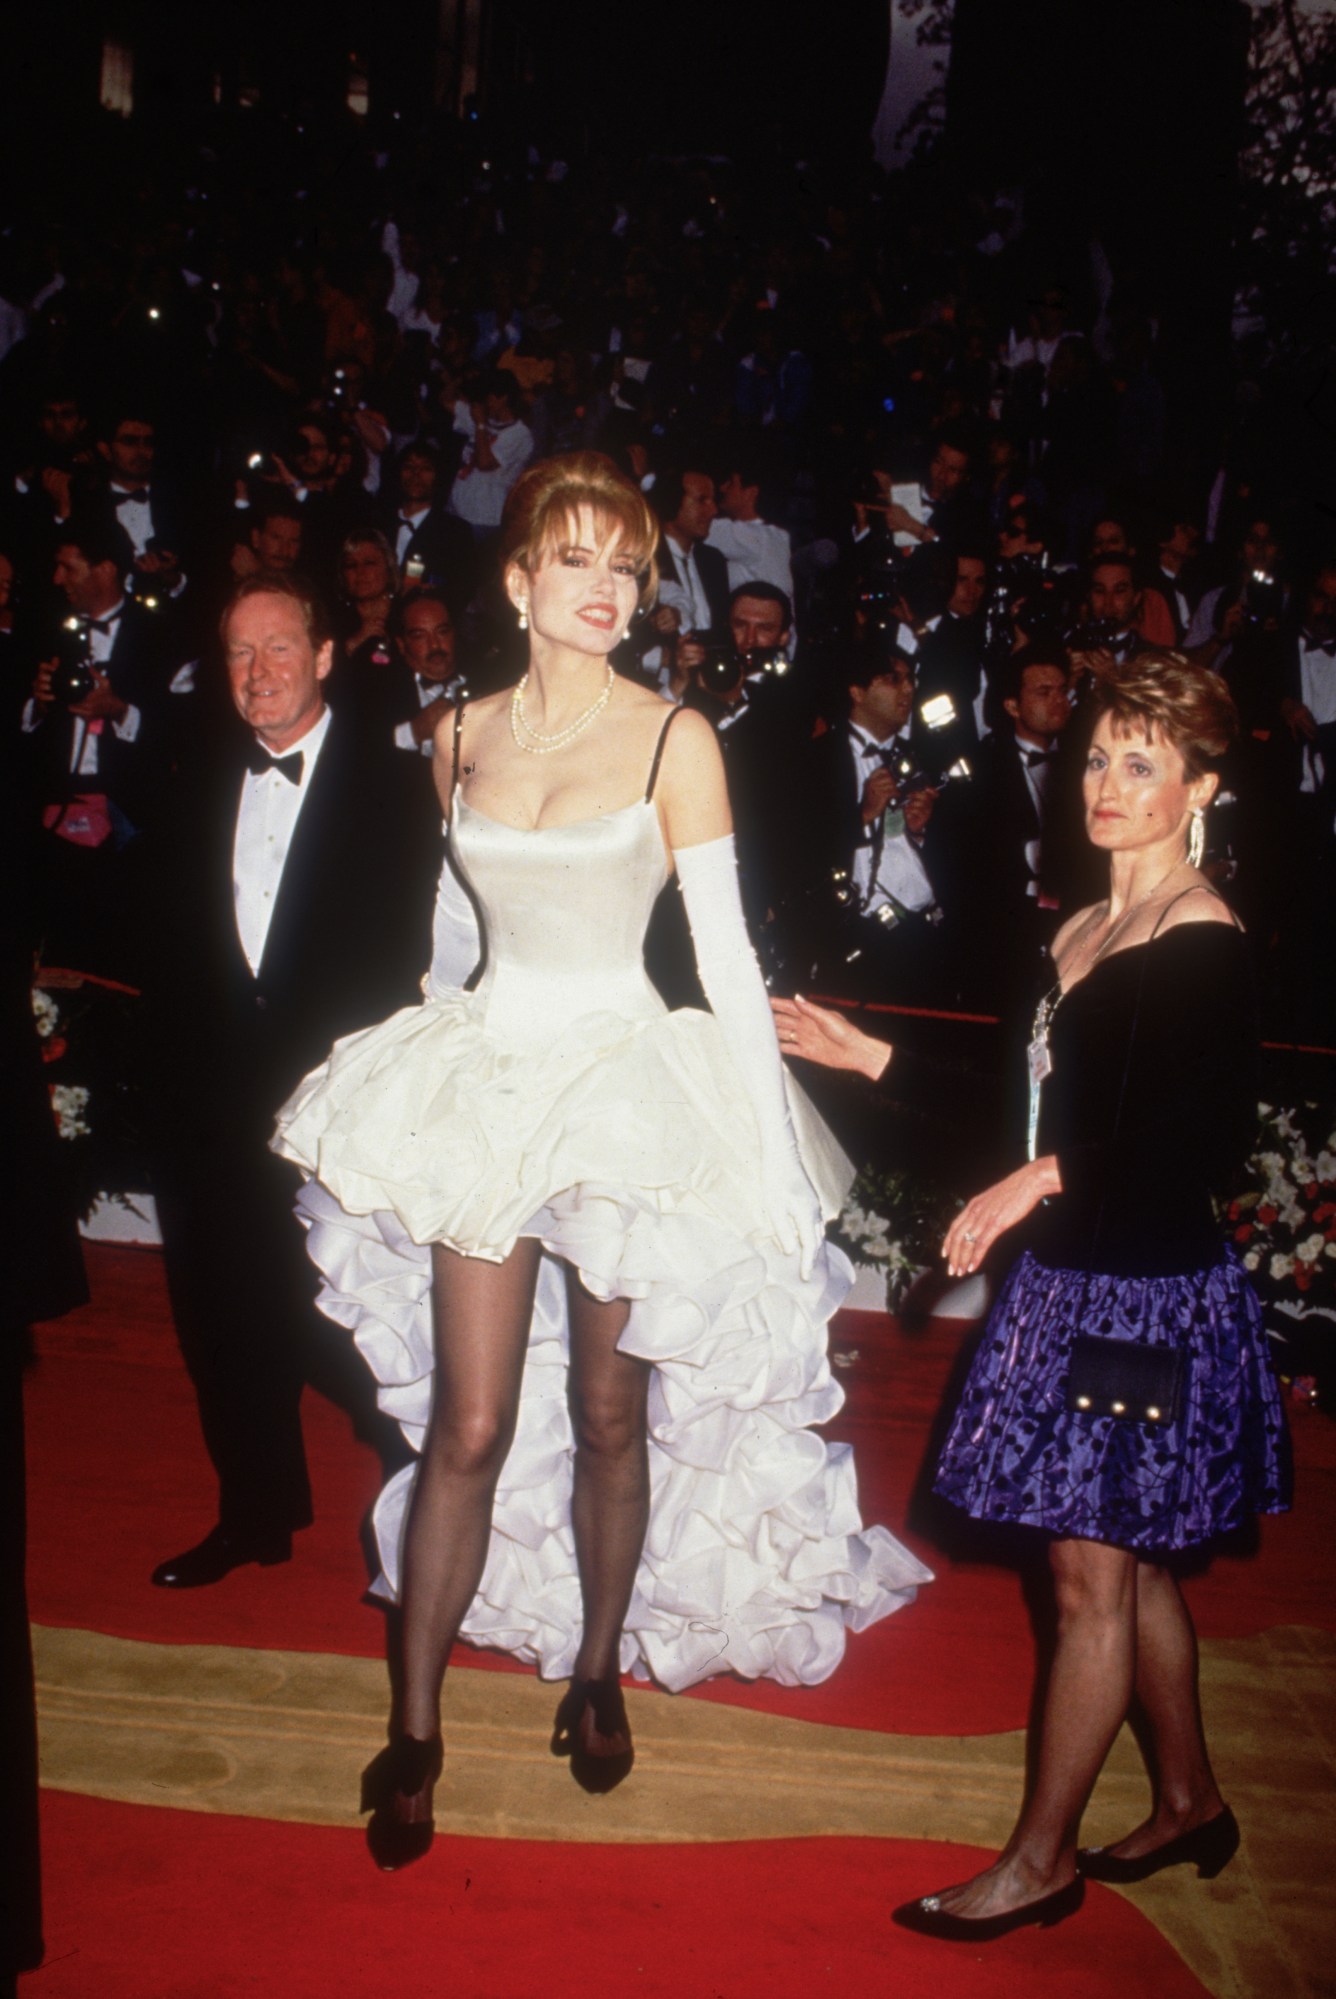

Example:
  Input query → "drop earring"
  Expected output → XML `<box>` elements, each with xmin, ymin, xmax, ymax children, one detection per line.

<box><xmin>1187</xmin><ymin>805</ymin><xmax>1205</xmax><ymax>869</ymax></box>
<box><xmin>517</xmin><ymin>603</ymin><xmax>529</xmax><ymax>632</ymax></box>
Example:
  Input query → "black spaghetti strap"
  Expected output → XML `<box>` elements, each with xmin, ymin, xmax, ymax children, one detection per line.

<box><xmin>451</xmin><ymin>695</ymin><xmax>467</xmax><ymax>798</ymax></box>
<box><xmin>645</xmin><ymin>705</ymin><xmax>682</xmax><ymax>802</ymax></box>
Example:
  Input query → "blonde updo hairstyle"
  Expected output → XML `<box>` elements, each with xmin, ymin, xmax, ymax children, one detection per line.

<box><xmin>499</xmin><ymin>451</ymin><xmax>659</xmax><ymax>613</ymax></box>
<box><xmin>1090</xmin><ymin>650</ymin><xmax>1238</xmax><ymax>781</ymax></box>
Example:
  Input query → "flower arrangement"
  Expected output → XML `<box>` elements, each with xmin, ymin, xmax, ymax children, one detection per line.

<box><xmin>1228</xmin><ymin>1101</ymin><xmax>1336</xmax><ymax>1402</ymax></box>
<box><xmin>32</xmin><ymin>973</ymin><xmax>151</xmax><ymax>1221</ymax></box>
<box><xmin>832</xmin><ymin>1164</ymin><xmax>959</xmax><ymax>1309</ymax></box>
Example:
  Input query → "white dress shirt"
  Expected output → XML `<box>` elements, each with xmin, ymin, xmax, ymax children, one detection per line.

<box><xmin>705</xmin><ymin>517</ymin><xmax>794</xmax><ymax>603</ymax></box>
<box><xmin>446</xmin><ymin>404</ymin><xmax>533</xmax><ymax>528</ymax></box>
<box><xmin>394</xmin><ymin>504</ymin><xmax>431</xmax><ymax>564</ymax></box>
<box><xmin>392</xmin><ymin>673</ymin><xmax>467</xmax><ymax>755</ymax></box>
<box><xmin>1298</xmin><ymin>636</ymin><xmax>1336</xmax><ymax>794</ymax></box>
<box><xmin>658</xmin><ymin>537</ymin><xmax>712</xmax><ymax>634</ymax></box>
<box><xmin>847</xmin><ymin>725</ymin><xmax>935</xmax><ymax>917</ymax></box>
<box><xmin>232</xmin><ymin>706</ymin><xmax>332</xmax><ymax>974</ymax></box>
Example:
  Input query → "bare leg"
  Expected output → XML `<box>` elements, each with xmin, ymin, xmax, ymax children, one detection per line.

<box><xmin>395</xmin><ymin>1240</ymin><xmax>540</xmax><ymax>1775</ymax></box>
<box><xmin>926</xmin><ymin>1536</ymin><xmax>1137</xmax><ymax>1919</ymax></box>
<box><xmin>566</xmin><ymin>1272</ymin><xmax>649</xmax><ymax>1691</ymax></box>
<box><xmin>1097</xmin><ymin>1559</ymin><xmax>1225</xmax><ymax>1858</ymax></box>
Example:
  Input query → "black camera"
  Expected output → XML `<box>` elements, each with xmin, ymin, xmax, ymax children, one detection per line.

<box><xmin>1242</xmin><ymin>568</ymin><xmax>1283</xmax><ymax>627</ymax></box>
<box><xmin>50</xmin><ymin>615</ymin><xmax>95</xmax><ymax>708</ymax></box>
<box><xmin>1065</xmin><ymin>617</ymin><xmax>1123</xmax><ymax>654</ymax></box>
<box><xmin>697</xmin><ymin>644</ymin><xmax>789</xmax><ymax>699</ymax></box>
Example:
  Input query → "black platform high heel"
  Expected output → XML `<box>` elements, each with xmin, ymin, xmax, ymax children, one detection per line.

<box><xmin>1078</xmin><ymin>1806</ymin><xmax>1239</xmax><ymax>1884</ymax></box>
<box><xmin>551</xmin><ymin>1678</ymin><xmax>634</xmax><ymax>1794</ymax></box>
<box><xmin>360</xmin><ymin>1733</ymin><xmax>444</xmax><ymax>1872</ymax></box>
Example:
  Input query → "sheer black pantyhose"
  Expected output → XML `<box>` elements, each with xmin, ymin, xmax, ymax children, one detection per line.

<box><xmin>398</xmin><ymin>1240</ymin><xmax>540</xmax><ymax>1744</ymax></box>
<box><xmin>396</xmin><ymin>1242</ymin><xmax>650</xmax><ymax>1758</ymax></box>
<box><xmin>565</xmin><ymin>1270</ymin><xmax>649</xmax><ymax>1683</ymax></box>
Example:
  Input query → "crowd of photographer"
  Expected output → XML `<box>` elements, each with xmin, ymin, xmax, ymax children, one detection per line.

<box><xmin>3</xmin><ymin>115</ymin><xmax>1334</xmax><ymax>1047</ymax></box>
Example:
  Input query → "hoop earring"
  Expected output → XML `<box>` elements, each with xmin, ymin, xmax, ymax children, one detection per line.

<box><xmin>517</xmin><ymin>603</ymin><xmax>529</xmax><ymax>633</ymax></box>
<box><xmin>1187</xmin><ymin>805</ymin><xmax>1205</xmax><ymax>870</ymax></box>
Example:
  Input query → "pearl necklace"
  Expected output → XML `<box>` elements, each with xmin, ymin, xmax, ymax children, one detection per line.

<box><xmin>510</xmin><ymin>666</ymin><xmax>615</xmax><ymax>755</ymax></box>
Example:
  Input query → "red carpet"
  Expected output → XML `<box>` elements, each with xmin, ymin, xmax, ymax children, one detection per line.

<box><xmin>34</xmin><ymin>1792</ymin><xmax>1210</xmax><ymax>1999</ymax></box>
<box><xmin>26</xmin><ymin>1247</ymin><xmax>1335</xmax><ymax>1738</ymax></box>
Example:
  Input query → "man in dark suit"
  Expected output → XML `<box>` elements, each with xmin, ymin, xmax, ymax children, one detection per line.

<box><xmin>791</xmin><ymin>640</ymin><xmax>954</xmax><ymax>1003</ymax></box>
<box><xmin>21</xmin><ymin>510</ymin><xmax>173</xmax><ymax>978</ymax></box>
<box><xmin>145</xmin><ymin>572</ymin><xmax>441</xmax><ymax>1588</ymax></box>
<box><xmin>652</xmin><ymin>465</ymin><xmax>732</xmax><ymax>683</ymax></box>
<box><xmin>378</xmin><ymin>440</ymin><xmax>475</xmax><ymax>619</ymax></box>
<box><xmin>936</xmin><ymin>641</ymin><xmax>1075</xmax><ymax>1010</ymax></box>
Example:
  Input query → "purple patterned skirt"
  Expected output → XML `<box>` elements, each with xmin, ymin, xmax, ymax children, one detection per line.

<box><xmin>934</xmin><ymin>1250</ymin><xmax>1292</xmax><ymax>1553</ymax></box>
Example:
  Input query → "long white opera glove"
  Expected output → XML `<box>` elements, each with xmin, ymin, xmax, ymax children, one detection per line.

<box><xmin>674</xmin><ymin>833</ymin><xmax>823</xmax><ymax>1280</ymax></box>
<box><xmin>423</xmin><ymin>845</ymin><xmax>481</xmax><ymax>999</ymax></box>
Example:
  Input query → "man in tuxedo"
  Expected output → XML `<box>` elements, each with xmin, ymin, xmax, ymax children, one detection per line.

<box><xmin>94</xmin><ymin>405</ymin><xmax>190</xmax><ymax>602</ymax></box>
<box><xmin>21</xmin><ymin>510</ymin><xmax>171</xmax><ymax>977</ymax></box>
<box><xmin>379</xmin><ymin>440</ymin><xmax>474</xmax><ymax>618</ymax></box>
<box><xmin>937</xmin><ymin>642</ymin><xmax>1075</xmax><ymax>1008</ymax></box>
<box><xmin>911</xmin><ymin>548</ymin><xmax>988</xmax><ymax>774</ymax></box>
<box><xmin>386</xmin><ymin>591</ymin><xmax>470</xmax><ymax>755</ymax></box>
<box><xmin>795</xmin><ymin>641</ymin><xmax>953</xmax><ymax>1003</ymax></box>
<box><xmin>655</xmin><ymin>464</ymin><xmax>732</xmax><ymax>656</ymax></box>
<box><xmin>145</xmin><ymin>573</ymin><xmax>440</xmax><ymax>1587</ymax></box>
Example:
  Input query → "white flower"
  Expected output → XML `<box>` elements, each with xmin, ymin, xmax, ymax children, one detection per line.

<box><xmin>31</xmin><ymin>989</ymin><xmax>59</xmax><ymax>1038</ymax></box>
<box><xmin>1269</xmin><ymin>1252</ymin><xmax>1294</xmax><ymax>1281</ymax></box>
<box><xmin>1297</xmin><ymin>1233</ymin><xmax>1326</xmax><ymax>1265</ymax></box>
<box><xmin>1292</xmin><ymin>1157</ymin><xmax>1316</xmax><ymax>1186</ymax></box>
<box><xmin>1325</xmin><ymin>1242</ymin><xmax>1336</xmax><ymax>1261</ymax></box>
<box><xmin>50</xmin><ymin>1083</ymin><xmax>90</xmax><ymax>1140</ymax></box>
<box><xmin>1316</xmin><ymin>1150</ymin><xmax>1336</xmax><ymax>1183</ymax></box>
<box><xmin>1243</xmin><ymin>1249</ymin><xmax>1262</xmax><ymax>1271</ymax></box>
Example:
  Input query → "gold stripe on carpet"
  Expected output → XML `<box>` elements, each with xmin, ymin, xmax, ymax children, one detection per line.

<box><xmin>34</xmin><ymin>1622</ymin><xmax>1335</xmax><ymax>1999</ymax></box>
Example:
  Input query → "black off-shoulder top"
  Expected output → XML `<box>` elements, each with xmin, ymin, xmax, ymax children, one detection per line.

<box><xmin>870</xmin><ymin>923</ymin><xmax>1259</xmax><ymax>1278</ymax></box>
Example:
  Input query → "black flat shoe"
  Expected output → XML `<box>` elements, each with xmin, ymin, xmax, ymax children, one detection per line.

<box><xmin>551</xmin><ymin>1677</ymin><xmax>634</xmax><ymax>1794</ymax></box>
<box><xmin>892</xmin><ymin>1876</ymin><xmax>1084</xmax><ymax>1942</ymax></box>
<box><xmin>1078</xmin><ymin>1807</ymin><xmax>1239</xmax><ymax>1883</ymax></box>
<box><xmin>150</xmin><ymin>1525</ymin><xmax>292</xmax><ymax>1589</ymax></box>
<box><xmin>361</xmin><ymin>1733</ymin><xmax>444</xmax><ymax>1872</ymax></box>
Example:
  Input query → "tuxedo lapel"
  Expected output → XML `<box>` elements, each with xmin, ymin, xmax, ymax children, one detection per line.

<box><xmin>255</xmin><ymin>717</ymin><xmax>347</xmax><ymax>989</ymax></box>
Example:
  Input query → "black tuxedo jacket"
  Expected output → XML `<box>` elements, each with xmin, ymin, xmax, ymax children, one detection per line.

<box><xmin>913</xmin><ymin>615</ymin><xmax>983</xmax><ymax>774</ymax></box>
<box><xmin>378</xmin><ymin>502</ymin><xmax>475</xmax><ymax>615</ymax></box>
<box><xmin>146</xmin><ymin>709</ymin><xmax>442</xmax><ymax>1152</ymax></box>
<box><xmin>798</xmin><ymin>723</ymin><xmax>948</xmax><ymax>900</ymax></box>
<box><xmin>935</xmin><ymin>729</ymin><xmax>1042</xmax><ymax>931</ymax></box>
<box><xmin>657</xmin><ymin>537</ymin><xmax>731</xmax><ymax>637</ymax></box>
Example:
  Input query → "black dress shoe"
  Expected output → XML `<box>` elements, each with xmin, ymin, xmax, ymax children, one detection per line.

<box><xmin>1078</xmin><ymin>1807</ymin><xmax>1239</xmax><ymax>1883</ymax></box>
<box><xmin>150</xmin><ymin>1525</ymin><xmax>293</xmax><ymax>1589</ymax></box>
<box><xmin>361</xmin><ymin>1734</ymin><xmax>444</xmax><ymax>1872</ymax></box>
<box><xmin>892</xmin><ymin>1876</ymin><xmax>1084</xmax><ymax>1942</ymax></box>
<box><xmin>551</xmin><ymin>1677</ymin><xmax>634</xmax><ymax>1794</ymax></box>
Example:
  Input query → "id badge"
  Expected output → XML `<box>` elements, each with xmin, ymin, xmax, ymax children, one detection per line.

<box><xmin>1027</xmin><ymin>1034</ymin><xmax>1052</xmax><ymax>1090</ymax></box>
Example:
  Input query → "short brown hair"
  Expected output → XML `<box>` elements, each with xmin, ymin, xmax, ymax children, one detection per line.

<box><xmin>220</xmin><ymin>571</ymin><xmax>334</xmax><ymax>650</ymax></box>
<box><xmin>499</xmin><ymin>451</ymin><xmax>659</xmax><ymax>609</ymax></box>
<box><xmin>1091</xmin><ymin>650</ymin><xmax>1237</xmax><ymax>778</ymax></box>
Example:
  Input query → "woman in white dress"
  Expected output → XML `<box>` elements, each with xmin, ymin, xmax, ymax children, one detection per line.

<box><xmin>274</xmin><ymin>453</ymin><xmax>929</xmax><ymax>1870</ymax></box>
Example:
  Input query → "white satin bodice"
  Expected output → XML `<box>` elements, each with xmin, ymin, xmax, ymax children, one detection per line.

<box><xmin>451</xmin><ymin>791</ymin><xmax>671</xmax><ymax>1050</ymax></box>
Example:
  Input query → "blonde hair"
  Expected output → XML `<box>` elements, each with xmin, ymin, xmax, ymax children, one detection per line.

<box><xmin>499</xmin><ymin>451</ymin><xmax>659</xmax><ymax>610</ymax></box>
<box><xmin>1091</xmin><ymin>650</ymin><xmax>1237</xmax><ymax>778</ymax></box>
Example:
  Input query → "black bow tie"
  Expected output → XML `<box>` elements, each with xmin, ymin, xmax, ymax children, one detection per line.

<box><xmin>862</xmin><ymin>736</ymin><xmax>907</xmax><ymax>766</ymax></box>
<box><xmin>87</xmin><ymin>613</ymin><xmax>122</xmax><ymax>635</ymax></box>
<box><xmin>246</xmin><ymin>745</ymin><xmax>303</xmax><ymax>784</ymax></box>
<box><xmin>1024</xmin><ymin>747</ymin><xmax>1058</xmax><ymax>767</ymax></box>
<box><xmin>1304</xmin><ymin>638</ymin><xmax>1336</xmax><ymax>661</ymax></box>
<box><xmin>114</xmin><ymin>487</ymin><xmax>150</xmax><ymax>506</ymax></box>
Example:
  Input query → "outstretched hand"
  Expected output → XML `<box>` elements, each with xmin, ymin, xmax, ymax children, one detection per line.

<box><xmin>942</xmin><ymin>1157</ymin><xmax>1062</xmax><ymax>1276</ymax></box>
<box><xmin>771</xmin><ymin>994</ymin><xmax>891</xmax><ymax>1082</ymax></box>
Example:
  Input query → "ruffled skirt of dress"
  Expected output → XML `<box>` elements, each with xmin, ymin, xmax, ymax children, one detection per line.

<box><xmin>274</xmin><ymin>992</ymin><xmax>932</xmax><ymax>1691</ymax></box>
<box><xmin>934</xmin><ymin>1249</ymin><xmax>1292</xmax><ymax>1552</ymax></box>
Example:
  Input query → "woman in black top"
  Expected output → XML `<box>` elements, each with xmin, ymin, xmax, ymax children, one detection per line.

<box><xmin>774</xmin><ymin>653</ymin><xmax>1290</xmax><ymax>1941</ymax></box>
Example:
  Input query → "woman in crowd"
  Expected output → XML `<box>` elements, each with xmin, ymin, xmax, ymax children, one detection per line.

<box><xmin>774</xmin><ymin>652</ymin><xmax>1290</xmax><ymax>1941</ymax></box>
<box><xmin>275</xmin><ymin>452</ymin><xmax>929</xmax><ymax>1870</ymax></box>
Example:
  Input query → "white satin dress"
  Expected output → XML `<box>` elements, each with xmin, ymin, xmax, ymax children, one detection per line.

<box><xmin>273</xmin><ymin>787</ymin><xmax>930</xmax><ymax>1691</ymax></box>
